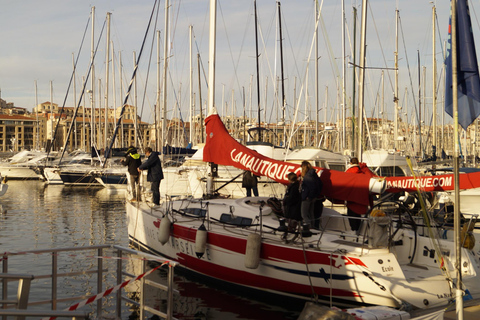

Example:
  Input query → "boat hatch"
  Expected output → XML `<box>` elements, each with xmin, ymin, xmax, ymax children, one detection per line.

<box><xmin>179</xmin><ymin>207</ymin><xmax>207</xmax><ymax>217</ymax></box>
<box><xmin>219</xmin><ymin>213</ymin><xmax>253</xmax><ymax>226</ymax></box>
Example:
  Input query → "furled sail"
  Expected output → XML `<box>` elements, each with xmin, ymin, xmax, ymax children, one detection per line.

<box><xmin>203</xmin><ymin>113</ymin><xmax>385</xmax><ymax>208</ymax></box>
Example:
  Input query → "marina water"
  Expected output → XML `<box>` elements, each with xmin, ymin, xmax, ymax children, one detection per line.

<box><xmin>1</xmin><ymin>181</ymin><xmax>302</xmax><ymax>319</ymax></box>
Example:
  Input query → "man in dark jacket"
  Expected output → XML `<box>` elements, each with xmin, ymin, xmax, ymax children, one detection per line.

<box><xmin>283</xmin><ymin>172</ymin><xmax>302</xmax><ymax>232</ymax></box>
<box><xmin>121</xmin><ymin>146</ymin><xmax>142</xmax><ymax>201</ymax></box>
<box><xmin>300</xmin><ymin>161</ymin><xmax>323</xmax><ymax>229</ymax></box>
<box><xmin>242</xmin><ymin>170</ymin><xmax>259</xmax><ymax>196</ymax></box>
<box><xmin>138</xmin><ymin>147</ymin><xmax>164</xmax><ymax>205</ymax></box>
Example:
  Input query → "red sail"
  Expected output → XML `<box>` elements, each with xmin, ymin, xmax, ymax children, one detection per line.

<box><xmin>203</xmin><ymin>113</ymin><xmax>381</xmax><ymax>207</ymax></box>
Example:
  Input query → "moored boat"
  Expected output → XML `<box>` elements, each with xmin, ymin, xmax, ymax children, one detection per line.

<box><xmin>126</xmin><ymin>194</ymin><xmax>480</xmax><ymax>309</ymax></box>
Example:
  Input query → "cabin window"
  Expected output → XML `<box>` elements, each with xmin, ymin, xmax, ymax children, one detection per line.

<box><xmin>373</xmin><ymin>166</ymin><xmax>406</xmax><ymax>177</ymax></box>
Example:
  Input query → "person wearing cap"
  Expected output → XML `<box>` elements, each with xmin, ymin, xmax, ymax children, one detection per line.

<box><xmin>121</xmin><ymin>146</ymin><xmax>142</xmax><ymax>201</ymax></box>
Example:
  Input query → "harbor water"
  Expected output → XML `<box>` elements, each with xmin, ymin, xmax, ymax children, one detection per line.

<box><xmin>0</xmin><ymin>180</ymin><xmax>303</xmax><ymax>319</ymax></box>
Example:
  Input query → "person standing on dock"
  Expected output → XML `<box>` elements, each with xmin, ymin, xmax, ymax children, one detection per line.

<box><xmin>138</xmin><ymin>147</ymin><xmax>164</xmax><ymax>206</ymax></box>
<box><xmin>121</xmin><ymin>146</ymin><xmax>142</xmax><ymax>201</ymax></box>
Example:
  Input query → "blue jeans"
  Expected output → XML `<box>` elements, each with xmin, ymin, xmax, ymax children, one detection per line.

<box><xmin>151</xmin><ymin>180</ymin><xmax>160</xmax><ymax>205</ymax></box>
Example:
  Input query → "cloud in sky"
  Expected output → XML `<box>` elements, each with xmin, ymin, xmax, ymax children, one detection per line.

<box><xmin>0</xmin><ymin>0</ymin><xmax>463</xmax><ymax>126</ymax></box>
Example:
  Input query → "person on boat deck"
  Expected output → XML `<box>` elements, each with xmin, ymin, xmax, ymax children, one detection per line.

<box><xmin>121</xmin><ymin>146</ymin><xmax>142</xmax><ymax>201</ymax></box>
<box><xmin>138</xmin><ymin>147</ymin><xmax>164</xmax><ymax>206</ymax></box>
<box><xmin>300</xmin><ymin>161</ymin><xmax>323</xmax><ymax>229</ymax></box>
<box><xmin>242</xmin><ymin>170</ymin><xmax>259</xmax><ymax>197</ymax></box>
<box><xmin>283</xmin><ymin>172</ymin><xmax>302</xmax><ymax>232</ymax></box>
<box><xmin>345</xmin><ymin>157</ymin><xmax>367</xmax><ymax>232</ymax></box>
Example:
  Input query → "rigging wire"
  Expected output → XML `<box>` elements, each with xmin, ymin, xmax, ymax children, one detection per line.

<box><xmin>48</xmin><ymin>14</ymin><xmax>92</xmax><ymax>159</ymax></box>
<box><xmin>398</xmin><ymin>15</ymin><xmax>419</xmax><ymax>133</ymax></box>
<box><xmin>367</xmin><ymin>3</ymin><xmax>395</xmax><ymax>95</ymax></box>
<box><xmin>137</xmin><ymin>1</ymin><xmax>161</xmax><ymax>152</ymax></box>
<box><xmin>57</xmin><ymin>16</ymin><xmax>108</xmax><ymax>164</ymax></box>
<box><xmin>218</xmin><ymin>0</ymin><xmax>253</xmax><ymax>107</ymax></box>
<box><xmin>104</xmin><ymin>0</ymin><xmax>160</xmax><ymax>162</ymax></box>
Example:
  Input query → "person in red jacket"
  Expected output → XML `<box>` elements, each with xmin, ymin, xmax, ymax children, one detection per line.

<box><xmin>346</xmin><ymin>157</ymin><xmax>361</xmax><ymax>174</ymax></box>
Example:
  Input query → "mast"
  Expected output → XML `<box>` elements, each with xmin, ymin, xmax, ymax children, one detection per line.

<box><xmin>111</xmin><ymin>41</ymin><xmax>117</xmax><ymax>148</ymax></box>
<box><xmin>82</xmin><ymin>76</ymin><xmax>86</xmax><ymax>150</ymax></box>
<box><xmin>90</xmin><ymin>6</ymin><xmax>95</xmax><ymax>157</ymax></box>
<box><xmin>119</xmin><ymin>51</ymin><xmax>124</xmax><ymax>148</ymax></box>
<box><xmin>451</xmin><ymin>0</ymin><xmax>464</xmax><ymax>317</ymax></box>
<box><xmin>394</xmin><ymin>9</ymin><xmax>399</xmax><ymax>151</ymax></box>
<box><xmin>356</xmin><ymin>0</ymin><xmax>368</xmax><ymax>161</ymax></box>
<box><xmin>133</xmin><ymin>51</ymin><xmax>138</xmax><ymax>149</ymax></box>
<box><xmin>34</xmin><ymin>81</ymin><xmax>39</xmax><ymax>150</ymax></box>
<box><xmin>207</xmin><ymin>0</ymin><xmax>216</xmax><ymax>117</ymax></box>
<box><xmin>162</xmin><ymin>0</ymin><xmax>169</xmax><ymax>154</ymax></box>
<box><xmin>189</xmin><ymin>25</ymin><xmax>193</xmax><ymax>146</ymax></box>
<box><xmin>104</xmin><ymin>12</ymin><xmax>111</xmax><ymax>151</ymax></box>
<box><xmin>278</xmin><ymin>1</ymin><xmax>287</xmax><ymax>146</ymax></box>
<box><xmin>432</xmin><ymin>5</ymin><xmax>437</xmax><ymax>159</ymax></box>
<box><xmin>197</xmin><ymin>53</ymin><xmax>204</xmax><ymax>143</ymax></box>
<box><xmin>304</xmin><ymin>68</ymin><xmax>309</xmax><ymax>147</ymax></box>
<box><xmin>98</xmin><ymin>79</ymin><xmax>102</xmax><ymax>149</ymax></box>
<box><xmin>417</xmin><ymin>51</ymin><xmax>422</xmax><ymax>158</ymax></box>
<box><xmin>351</xmin><ymin>7</ymin><xmax>357</xmax><ymax>152</ymax></box>
<box><xmin>324</xmin><ymin>86</ymin><xmax>328</xmax><ymax>149</ymax></box>
<box><xmin>380</xmin><ymin>70</ymin><xmax>384</xmax><ymax>149</ymax></box>
<box><xmin>50</xmin><ymin>81</ymin><xmax>54</xmax><ymax>152</ymax></box>
<box><xmin>423</xmin><ymin>66</ymin><xmax>427</xmax><ymax>156</ymax></box>
<box><xmin>156</xmin><ymin>30</ymin><xmax>161</xmax><ymax>152</ymax></box>
<box><xmin>341</xmin><ymin>0</ymin><xmax>346</xmax><ymax>149</ymax></box>
<box><xmin>314</xmin><ymin>0</ymin><xmax>319</xmax><ymax>147</ymax></box>
<box><xmin>254</xmin><ymin>0</ymin><xmax>262</xmax><ymax>141</ymax></box>
<box><xmin>72</xmin><ymin>54</ymin><xmax>77</xmax><ymax>150</ymax></box>
<box><xmin>206</xmin><ymin>0</ymin><xmax>218</xmax><ymax>197</ymax></box>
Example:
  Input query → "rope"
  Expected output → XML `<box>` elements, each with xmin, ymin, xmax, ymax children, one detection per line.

<box><xmin>405</xmin><ymin>156</ymin><xmax>454</xmax><ymax>284</ymax></box>
<box><xmin>300</xmin><ymin>231</ymin><xmax>319</xmax><ymax>304</ymax></box>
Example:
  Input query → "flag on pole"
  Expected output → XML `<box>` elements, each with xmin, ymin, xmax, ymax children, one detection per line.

<box><xmin>445</xmin><ymin>0</ymin><xmax>480</xmax><ymax>130</ymax></box>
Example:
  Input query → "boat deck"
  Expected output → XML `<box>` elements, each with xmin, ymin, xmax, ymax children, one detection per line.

<box><xmin>409</xmin><ymin>298</ymin><xmax>480</xmax><ymax>319</ymax></box>
<box><xmin>444</xmin><ymin>305</ymin><xmax>480</xmax><ymax>319</ymax></box>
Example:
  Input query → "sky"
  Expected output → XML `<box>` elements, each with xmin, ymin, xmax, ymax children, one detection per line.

<box><xmin>0</xmin><ymin>0</ymin><xmax>464</xmax><ymax>127</ymax></box>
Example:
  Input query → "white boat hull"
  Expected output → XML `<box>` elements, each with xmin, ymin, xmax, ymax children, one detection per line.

<box><xmin>126</xmin><ymin>197</ymin><xmax>480</xmax><ymax>309</ymax></box>
<box><xmin>0</xmin><ymin>165</ymin><xmax>43</xmax><ymax>180</ymax></box>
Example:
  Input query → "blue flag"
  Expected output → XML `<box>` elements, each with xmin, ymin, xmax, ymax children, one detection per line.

<box><xmin>445</xmin><ymin>0</ymin><xmax>480</xmax><ymax>130</ymax></box>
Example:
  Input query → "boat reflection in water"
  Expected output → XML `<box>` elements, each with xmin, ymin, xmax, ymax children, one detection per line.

<box><xmin>125</xmin><ymin>253</ymin><xmax>302</xmax><ymax>320</ymax></box>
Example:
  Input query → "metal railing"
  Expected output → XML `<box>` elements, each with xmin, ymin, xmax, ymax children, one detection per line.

<box><xmin>1</xmin><ymin>245</ymin><xmax>177</xmax><ymax>319</ymax></box>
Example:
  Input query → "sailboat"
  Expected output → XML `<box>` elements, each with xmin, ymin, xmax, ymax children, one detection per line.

<box><xmin>126</xmin><ymin>0</ymin><xmax>480</xmax><ymax>311</ymax></box>
<box><xmin>0</xmin><ymin>150</ymin><xmax>58</xmax><ymax>180</ymax></box>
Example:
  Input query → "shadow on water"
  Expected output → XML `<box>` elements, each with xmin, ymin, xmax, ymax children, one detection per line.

<box><xmin>126</xmin><ymin>257</ymin><xmax>303</xmax><ymax>320</ymax></box>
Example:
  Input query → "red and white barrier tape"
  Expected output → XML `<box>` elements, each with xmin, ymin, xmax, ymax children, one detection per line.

<box><xmin>42</xmin><ymin>261</ymin><xmax>169</xmax><ymax>320</ymax></box>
